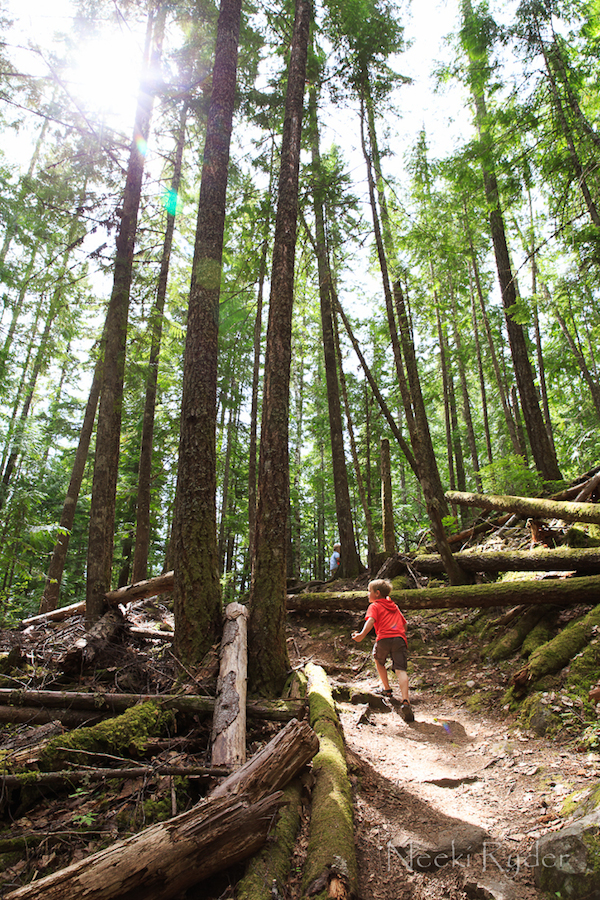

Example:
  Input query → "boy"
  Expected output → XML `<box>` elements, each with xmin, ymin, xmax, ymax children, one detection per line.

<box><xmin>352</xmin><ymin>578</ymin><xmax>414</xmax><ymax>722</ymax></box>
<box><xmin>329</xmin><ymin>543</ymin><xmax>341</xmax><ymax>578</ymax></box>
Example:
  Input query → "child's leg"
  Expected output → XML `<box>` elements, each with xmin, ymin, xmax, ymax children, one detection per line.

<box><xmin>375</xmin><ymin>659</ymin><xmax>391</xmax><ymax>690</ymax></box>
<box><xmin>395</xmin><ymin>668</ymin><xmax>409</xmax><ymax>702</ymax></box>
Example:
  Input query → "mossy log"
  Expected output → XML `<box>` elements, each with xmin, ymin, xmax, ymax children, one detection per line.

<box><xmin>485</xmin><ymin>607</ymin><xmax>550</xmax><ymax>661</ymax></box>
<box><xmin>0</xmin><ymin>688</ymin><xmax>304</xmax><ymax>723</ymax></box>
<box><xmin>445</xmin><ymin>490</ymin><xmax>600</xmax><ymax>525</ymax></box>
<box><xmin>4</xmin><ymin>719</ymin><xmax>319</xmax><ymax>900</ymax></box>
<box><xmin>302</xmin><ymin>663</ymin><xmax>357</xmax><ymax>900</ymax></box>
<box><xmin>236</xmin><ymin>779</ymin><xmax>303</xmax><ymax>900</ymax></box>
<box><xmin>511</xmin><ymin>604</ymin><xmax>600</xmax><ymax>690</ymax></box>
<box><xmin>0</xmin><ymin>765</ymin><xmax>228</xmax><ymax>789</ymax></box>
<box><xmin>287</xmin><ymin>574</ymin><xmax>600</xmax><ymax>612</ymax></box>
<box><xmin>37</xmin><ymin>701</ymin><xmax>174</xmax><ymax>771</ymax></box>
<box><xmin>404</xmin><ymin>547</ymin><xmax>600</xmax><ymax>575</ymax></box>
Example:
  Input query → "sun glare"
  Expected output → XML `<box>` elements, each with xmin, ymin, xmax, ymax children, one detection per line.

<box><xmin>68</xmin><ymin>29</ymin><xmax>143</xmax><ymax>128</ymax></box>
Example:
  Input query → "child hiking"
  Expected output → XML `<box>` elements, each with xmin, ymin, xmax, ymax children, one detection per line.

<box><xmin>352</xmin><ymin>578</ymin><xmax>414</xmax><ymax>722</ymax></box>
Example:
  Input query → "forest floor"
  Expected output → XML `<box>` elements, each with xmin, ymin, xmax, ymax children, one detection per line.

<box><xmin>1</xmin><ymin>584</ymin><xmax>599</xmax><ymax>899</ymax></box>
<box><xmin>284</xmin><ymin>606</ymin><xmax>599</xmax><ymax>900</ymax></box>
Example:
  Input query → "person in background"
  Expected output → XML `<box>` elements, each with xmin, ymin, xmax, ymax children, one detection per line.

<box><xmin>351</xmin><ymin>577</ymin><xmax>414</xmax><ymax>722</ymax></box>
<box><xmin>329</xmin><ymin>543</ymin><xmax>341</xmax><ymax>578</ymax></box>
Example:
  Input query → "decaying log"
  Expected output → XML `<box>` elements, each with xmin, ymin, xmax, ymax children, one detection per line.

<box><xmin>211</xmin><ymin>602</ymin><xmax>249</xmax><ymax>769</ymax></box>
<box><xmin>105</xmin><ymin>571</ymin><xmax>174</xmax><ymax>605</ymax></box>
<box><xmin>404</xmin><ymin>546</ymin><xmax>600</xmax><ymax>575</ymax></box>
<box><xmin>62</xmin><ymin>607</ymin><xmax>125</xmax><ymax>673</ymax></box>
<box><xmin>287</xmin><ymin>573</ymin><xmax>600</xmax><ymax>612</ymax></box>
<box><xmin>446</xmin><ymin>490</ymin><xmax>600</xmax><ymax>525</ymax></box>
<box><xmin>4</xmin><ymin>718</ymin><xmax>319</xmax><ymax>900</ymax></box>
<box><xmin>22</xmin><ymin>600</ymin><xmax>85</xmax><ymax>628</ymax></box>
<box><xmin>0</xmin><ymin>688</ymin><xmax>304</xmax><ymax>724</ymax></box>
<box><xmin>0</xmin><ymin>765</ymin><xmax>229</xmax><ymax>789</ymax></box>
<box><xmin>302</xmin><ymin>663</ymin><xmax>357</xmax><ymax>899</ymax></box>
<box><xmin>0</xmin><ymin>706</ymin><xmax>105</xmax><ymax>728</ymax></box>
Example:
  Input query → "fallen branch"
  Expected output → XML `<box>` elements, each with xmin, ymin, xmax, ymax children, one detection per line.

<box><xmin>0</xmin><ymin>765</ymin><xmax>229</xmax><ymax>789</ymax></box>
<box><xmin>106</xmin><ymin>571</ymin><xmax>174</xmax><ymax>605</ymax></box>
<box><xmin>0</xmin><ymin>689</ymin><xmax>304</xmax><ymax>724</ymax></box>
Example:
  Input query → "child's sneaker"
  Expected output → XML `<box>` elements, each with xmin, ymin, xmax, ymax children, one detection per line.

<box><xmin>374</xmin><ymin>686</ymin><xmax>393</xmax><ymax>697</ymax></box>
<box><xmin>401</xmin><ymin>699</ymin><xmax>414</xmax><ymax>722</ymax></box>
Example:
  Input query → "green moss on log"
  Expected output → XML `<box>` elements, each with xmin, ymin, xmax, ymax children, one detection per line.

<box><xmin>303</xmin><ymin>664</ymin><xmax>357</xmax><ymax>900</ymax></box>
<box><xmin>527</xmin><ymin>605</ymin><xmax>600</xmax><ymax>687</ymax></box>
<box><xmin>38</xmin><ymin>701</ymin><xmax>174</xmax><ymax>770</ymax></box>
<box><xmin>236</xmin><ymin>780</ymin><xmax>302</xmax><ymax>900</ymax></box>
<box><xmin>521</xmin><ymin>615</ymin><xmax>556</xmax><ymax>658</ymax></box>
<box><xmin>485</xmin><ymin>607</ymin><xmax>547</xmax><ymax>661</ymax></box>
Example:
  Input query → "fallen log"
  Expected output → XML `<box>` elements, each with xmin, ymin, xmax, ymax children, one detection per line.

<box><xmin>105</xmin><ymin>571</ymin><xmax>174</xmax><ymax>605</ymax></box>
<box><xmin>211</xmin><ymin>602</ymin><xmax>249</xmax><ymax>769</ymax></box>
<box><xmin>445</xmin><ymin>490</ymin><xmax>600</xmax><ymax>525</ymax></box>
<box><xmin>0</xmin><ymin>765</ymin><xmax>229</xmax><ymax>789</ymax></box>
<box><xmin>4</xmin><ymin>718</ymin><xmax>319</xmax><ymax>900</ymax></box>
<box><xmin>0</xmin><ymin>706</ymin><xmax>105</xmax><ymax>728</ymax></box>
<box><xmin>0</xmin><ymin>688</ymin><xmax>304</xmax><ymax>723</ymax></box>
<box><xmin>303</xmin><ymin>663</ymin><xmax>357</xmax><ymax>899</ymax></box>
<box><xmin>22</xmin><ymin>600</ymin><xmax>85</xmax><ymax>628</ymax></box>
<box><xmin>404</xmin><ymin>547</ymin><xmax>600</xmax><ymax>575</ymax></box>
<box><xmin>287</xmin><ymin>573</ymin><xmax>600</xmax><ymax>612</ymax></box>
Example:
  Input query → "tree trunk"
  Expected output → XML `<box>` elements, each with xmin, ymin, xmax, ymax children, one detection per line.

<box><xmin>398</xmin><ymin>546</ymin><xmax>600</xmax><ymax>575</ymax></box>
<box><xmin>381</xmin><ymin>438</ymin><xmax>396</xmax><ymax>555</ymax></box>
<box><xmin>248</xmin><ymin>0</ymin><xmax>311</xmax><ymax>696</ymax></box>
<box><xmin>309</xmin><ymin>83</ymin><xmax>362</xmax><ymax>578</ymax></box>
<box><xmin>171</xmin><ymin>0</ymin><xmax>242</xmax><ymax>663</ymax></box>
<box><xmin>86</xmin><ymin>9</ymin><xmax>165</xmax><ymax>626</ymax></box>
<box><xmin>132</xmin><ymin>100</ymin><xmax>188</xmax><ymax>585</ymax></box>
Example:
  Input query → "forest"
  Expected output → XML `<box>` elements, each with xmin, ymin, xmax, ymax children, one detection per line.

<box><xmin>0</xmin><ymin>0</ymin><xmax>599</xmax><ymax>693</ymax></box>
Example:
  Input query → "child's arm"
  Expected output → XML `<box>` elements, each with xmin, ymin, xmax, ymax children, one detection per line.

<box><xmin>352</xmin><ymin>617</ymin><xmax>375</xmax><ymax>642</ymax></box>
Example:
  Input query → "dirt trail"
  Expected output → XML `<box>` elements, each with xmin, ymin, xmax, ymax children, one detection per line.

<box><xmin>338</xmin><ymin>683</ymin><xmax>597</xmax><ymax>900</ymax></box>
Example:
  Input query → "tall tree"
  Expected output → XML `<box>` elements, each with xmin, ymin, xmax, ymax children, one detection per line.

<box><xmin>86</xmin><ymin>5</ymin><xmax>166</xmax><ymax>626</ymax></box>
<box><xmin>248</xmin><ymin>0</ymin><xmax>312</xmax><ymax>696</ymax></box>
<box><xmin>171</xmin><ymin>0</ymin><xmax>243</xmax><ymax>663</ymax></box>
<box><xmin>460</xmin><ymin>0</ymin><xmax>562</xmax><ymax>483</ymax></box>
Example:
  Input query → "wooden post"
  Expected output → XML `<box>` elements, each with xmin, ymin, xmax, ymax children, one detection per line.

<box><xmin>211</xmin><ymin>602</ymin><xmax>249</xmax><ymax>769</ymax></box>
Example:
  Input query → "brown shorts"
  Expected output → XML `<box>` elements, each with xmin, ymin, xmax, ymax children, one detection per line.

<box><xmin>374</xmin><ymin>637</ymin><xmax>408</xmax><ymax>671</ymax></box>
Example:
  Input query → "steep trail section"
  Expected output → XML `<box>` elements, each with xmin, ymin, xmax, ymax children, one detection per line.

<box><xmin>338</xmin><ymin>688</ymin><xmax>597</xmax><ymax>900</ymax></box>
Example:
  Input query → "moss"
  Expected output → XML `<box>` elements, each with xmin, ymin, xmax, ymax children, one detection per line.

<box><xmin>526</xmin><ymin>605</ymin><xmax>600</xmax><ymax>685</ymax></box>
<box><xmin>237</xmin><ymin>780</ymin><xmax>302</xmax><ymax>900</ymax></box>
<box><xmin>485</xmin><ymin>608</ymin><xmax>546</xmax><ymax>662</ymax></box>
<box><xmin>391</xmin><ymin>576</ymin><xmax>410</xmax><ymax>591</ymax></box>
<box><xmin>465</xmin><ymin>693</ymin><xmax>484</xmax><ymax>712</ymax></box>
<box><xmin>566</xmin><ymin>526</ymin><xmax>600</xmax><ymax>548</ymax></box>
<box><xmin>38</xmin><ymin>701</ymin><xmax>174</xmax><ymax>771</ymax></box>
<box><xmin>521</xmin><ymin>618</ymin><xmax>555</xmax><ymax>658</ymax></box>
<box><xmin>303</xmin><ymin>664</ymin><xmax>357</xmax><ymax>899</ymax></box>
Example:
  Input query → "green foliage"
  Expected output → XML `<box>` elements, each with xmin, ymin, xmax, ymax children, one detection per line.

<box><xmin>478</xmin><ymin>454</ymin><xmax>543</xmax><ymax>496</ymax></box>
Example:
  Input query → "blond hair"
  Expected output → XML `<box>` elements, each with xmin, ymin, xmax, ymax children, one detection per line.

<box><xmin>368</xmin><ymin>578</ymin><xmax>392</xmax><ymax>597</ymax></box>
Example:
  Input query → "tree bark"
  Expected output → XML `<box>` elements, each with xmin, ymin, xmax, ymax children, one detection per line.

<box><xmin>381</xmin><ymin>438</ymin><xmax>396</xmax><ymax>555</ymax></box>
<box><xmin>248</xmin><ymin>0</ymin><xmax>311</xmax><ymax>696</ymax></box>
<box><xmin>211</xmin><ymin>603</ymin><xmax>249</xmax><ymax>769</ymax></box>
<box><xmin>396</xmin><ymin>546</ymin><xmax>600</xmax><ymax>575</ymax></box>
<box><xmin>170</xmin><ymin>0</ymin><xmax>242</xmax><ymax>664</ymax></box>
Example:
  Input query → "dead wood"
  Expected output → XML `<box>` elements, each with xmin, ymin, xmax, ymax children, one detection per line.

<box><xmin>0</xmin><ymin>765</ymin><xmax>229</xmax><ymax>789</ymax></box>
<box><xmin>21</xmin><ymin>600</ymin><xmax>85</xmax><ymax>628</ymax></box>
<box><xmin>0</xmin><ymin>688</ymin><xmax>304</xmax><ymax>723</ymax></box>
<box><xmin>211</xmin><ymin>602</ymin><xmax>248</xmax><ymax>769</ymax></box>
<box><xmin>0</xmin><ymin>706</ymin><xmax>105</xmax><ymax>728</ymax></box>
<box><xmin>62</xmin><ymin>607</ymin><xmax>125</xmax><ymax>674</ymax></box>
<box><xmin>4</xmin><ymin>718</ymin><xmax>319</xmax><ymax>900</ymax></box>
<box><xmin>446</xmin><ymin>490</ymin><xmax>600</xmax><ymax>525</ymax></box>
<box><xmin>287</xmin><ymin>573</ymin><xmax>600</xmax><ymax>612</ymax></box>
<box><xmin>105</xmin><ymin>571</ymin><xmax>174</xmax><ymax>605</ymax></box>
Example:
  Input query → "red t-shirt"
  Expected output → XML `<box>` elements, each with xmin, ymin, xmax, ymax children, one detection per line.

<box><xmin>366</xmin><ymin>597</ymin><xmax>407</xmax><ymax>643</ymax></box>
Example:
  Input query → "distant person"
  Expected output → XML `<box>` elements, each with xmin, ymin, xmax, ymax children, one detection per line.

<box><xmin>351</xmin><ymin>578</ymin><xmax>414</xmax><ymax>722</ymax></box>
<box><xmin>329</xmin><ymin>543</ymin><xmax>341</xmax><ymax>578</ymax></box>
